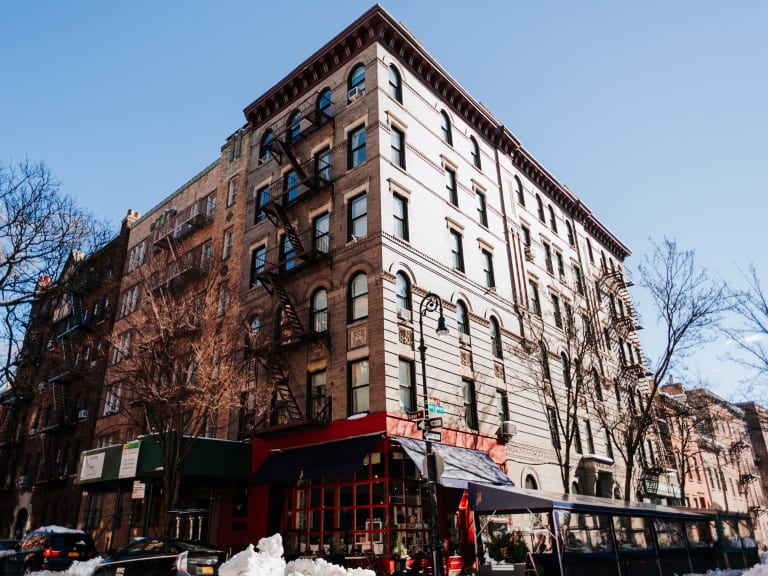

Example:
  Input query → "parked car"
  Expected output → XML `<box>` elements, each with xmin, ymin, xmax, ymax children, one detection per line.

<box><xmin>0</xmin><ymin>539</ymin><xmax>19</xmax><ymax>575</ymax></box>
<box><xmin>93</xmin><ymin>537</ymin><xmax>225</xmax><ymax>576</ymax></box>
<box><xmin>3</xmin><ymin>527</ymin><xmax>96</xmax><ymax>574</ymax></box>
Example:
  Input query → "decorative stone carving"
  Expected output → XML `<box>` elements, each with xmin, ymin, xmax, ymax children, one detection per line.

<box><xmin>398</xmin><ymin>326</ymin><xmax>413</xmax><ymax>346</ymax></box>
<box><xmin>349</xmin><ymin>325</ymin><xmax>368</xmax><ymax>349</ymax></box>
<box><xmin>494</xmin><ymin>362</ymin><xmax>505</xmax><ymax>380</ymax></box>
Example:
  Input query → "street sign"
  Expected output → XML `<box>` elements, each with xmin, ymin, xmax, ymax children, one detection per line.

<box><xmin>427</xmin><ymin>403</ymin><xmax>444</xmax><ymax>415</ymax></box>
<box><xmin>416</xmin><ymin>420</ymin><xmax>427</xmax><ymax>431</ymax></box>
<box><xmin>422</xmin><ymin>430</ymin><xmax>442</xmax><ymax>443</ymax></box>
<box><xmin>407</xmin><ymin>410</ymin><xmax>425</xmax><ymax>421</ymax></box>
<box><xmin>426</xmin><ymin>417</ymin><xmax>443</xmax><ymax>429</ymax></box>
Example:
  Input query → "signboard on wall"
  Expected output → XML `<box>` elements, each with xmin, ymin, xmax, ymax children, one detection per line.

<box><xmin>118</xmin><ymin>440</ymin><xmax>141</xmax><ymax>479</ymax></box>
<box><xmin>79</xmin><ymin>451</ymin><xmax>105</xmax><ymax>482</ymax></box>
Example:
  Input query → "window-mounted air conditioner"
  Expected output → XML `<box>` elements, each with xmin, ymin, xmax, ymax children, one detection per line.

<box><xmin>18</xmin><ymin>475</ymin><xmax>29</xmax><ymax>486</ymax></box>
<box><xmin>78</xmin><ymin>410</ymin><xmax>89</xmax><ymax>420</ymax></box>
<box><xmin>347</xmin><ymin>86</ymin><xmax>365</xmax><ymax>102</ymax></box>
<box><xmin>397</xmin><ymin>307</ymin><xmax>412</xmax><ymax>322</ymax></box>
<box><xmin>28</xmin><ymin>428</ymin><xmax>38</xmax><ymax>437</ymax></box>
<box><xmin>524</xmin><ymin>246</ymin><xmax>534</xmax><ymax>262</ymax></box>
<box><xmin>498</xmin><ymin>420</ymin><xmax>517</xmax><ymax>438</ymax></box>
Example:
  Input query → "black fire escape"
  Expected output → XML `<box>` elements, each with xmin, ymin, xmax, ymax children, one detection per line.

<box><xmin>601</xmin><ymin>270</ymin><xmax>646</xmax><ymax>379</ymax></box>
<box><xmin>151</xmin><ymin>196</ymin><xmax>215</xmax><ymax>290</ymax></box>
<box><xmin>247</xmin><ymin>90</ymin><xmax>334</xmax><ymax>435</ymax></box>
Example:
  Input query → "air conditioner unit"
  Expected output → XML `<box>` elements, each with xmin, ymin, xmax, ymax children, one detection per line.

<box><xmin>38</xmin><ymin>381</ymin><xmax>47</xmax><ymax>391</ymax></box>
<box><xmin>347</xmin><ymin>86</ymin><xmax>364</xmax><ymax>101</ymax></box>
<box><xmin>28</xmin><ymin>428</ymin><xmax>38</xmax><ymax>437</ymax></box>
<box><xmin>524</xmin><ymin>246</ymin><xmax>534</xmax><ymax>261</ymax></box>
<box><xmin>459</xmin><ymin>332</ymin><xmax>471</xmax><ymax>345</ymax></box>
<box><xmin>18</xmin><ymin>475</ymin><xmax>29</xmax><ymax>486</ymax></box>
<box><xmin>78</xmin><ymin>410</ymin><xmax>89</xmax><ymax>420</ymax></box>
<box><xmin>397</xmin><ymin>307</ymin><xmax>412</xmax><ymax>322</ymax></box>
<box><xmin>499</xmin><ymin>421</ymin><xmax>517</xmax><ymax>437</ymax></box>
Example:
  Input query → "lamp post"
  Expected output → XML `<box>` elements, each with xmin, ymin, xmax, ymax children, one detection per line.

<box><xmin>418</xmin><ymin>292</ymin><xmax>448</xmax><ymax>576</ymax></box>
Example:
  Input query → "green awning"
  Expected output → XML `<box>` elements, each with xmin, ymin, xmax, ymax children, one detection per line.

<box><xmin>77</xmin><ymin>436</ymin><xmax>250</xmax><ymax>486</ymax></box>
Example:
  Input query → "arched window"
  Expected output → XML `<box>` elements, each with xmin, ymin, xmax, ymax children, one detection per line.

<box><xmin>311</xmin><ymin>288</ymin><xmax>328</xmax><ymax>333</ymax></box>
<box><xmin>515</xmin><ymin>176</ymin><xmax>525</xmax><ymax>206</ymax></box>
<box><xmin>470</xmin><ymin>136</ymin><xmax>481</xmax><ymax>168</ymax></box>
<box><xmin>525</xmin><ymin>475</ymin><xmax>538</xmax><ymax>490</ymax></box>
<box><xmin>259</xmin><ymin>129</ymin><xmax>273</xmax><ymax>161</ymax></box>
<box><xmin>593</xmin><ymin>369</ymin><xmax>603</xmax><ymax>401</ymax></box>
<box><xmin>539</xmin><ymin>341</ymin><xmax>550</xmax><ymax>380</ymax></box>
<box><xmin>490</xmin><ymin>317</ymin><xmax>503</xmax><ymax>359</ymax></box>
<box><xmin>566</xmin><ymin>221</ymin><xmax>575</xmax><ymax>246</ymax></box>
<box><xmin>348</xmin><ymin>63</ymin><xmax>365</xmax><ymax>99</ymax></box>
<box><xmin>395</xmin><ymin>272</ymin><xmax>411</xmax><ymax>313</ymax></box>
<box><xmin>316</xmin><ymin>88</ymin><xmax>332</xmax><ymax>121</ymax></box>
<box><xmin>250</xmin><ymin>316</ymin><xmax>261</xmax><ymax>337</ymax></box>
<box><xmin>388</xmin><ymin>65</ymin><xmax>402</xmax><ymax>103</ymax></box>
<box><xmin>348</xmin><ymin>272</ymin><xmax>368</xmax><ymax>322</ymax></box>
<box><xmin>457</xmin><ymin>300</ymin><xmax>470</xmax><ymax>339</ymax></box>
<box><xmin>440</xmin><ymin>110</ymin><xmax>453</xmax><ymax>145</ymax></box>
<box><xmin>548</xmin><ymin>205</ymin><xmax>558</xmax><ymax>233</ymax></box>
<box><xmin>287</xmin><ymin>110</ymin><xmax>301</xmax><ymax>143</ymax></box>
<box><xmin>536</xmin><ymin>195</ymin><xmax>545</xmax><ymax>222</ymax></box>
<box><xmin>561</xmin><ymin>352</ymin><xmax>571</xmax><ymax>388</ymax></box>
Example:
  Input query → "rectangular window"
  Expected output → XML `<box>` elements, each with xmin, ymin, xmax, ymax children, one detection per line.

<box><xmin>482</xmin><ymin>249</ymin><xmax>495</xmax><ymax>288</ymax></box>
<box><xmin>201</xmin><ymin>241</ymin><xmax>212</xmax><ymax>270</ymax></box>
<box><xmin>547</xmin><ymin>406</ymin><xmax>560</xmax><ymax>449</ymax></box>
<box><xmin>348</xmin><ymin>193</ymin><xmax>367</xmax><ymax>239</ymax></box>
<box><xmin>110</xmin><ymin>332</ymin><xmax>131</xmax><ymax>365</ymax></box>
<box><xmin>227</xmin><ymin>178</ymin><xmax>238</xmax><ymax>207</ymax></box>
<box><xmin>250</xmin><ymin>245</ymin><xmax>266</xmax><ymax>287</ymax></box>
<box><xmin>348</xmin><ymin>125</ymin><xmax>366</xmax><ymax>169</ymax></box>
<box><xmin>127</xmin><ymin>240</ymin><xmax>148</xmax><ymax>271</ymax></box>
<box><xmin>544</xmin><ymin>242</ymin><xmax>553</xmax><ymax>274</ymax></box>
<box><xmin>309</xmin><ymin>370</ymin><xmax>327</xmax><ymax>419</ymax></box>
<box><xmin>313</xmin><ymin>212</ymin><xmax>330</xmax><ymax>253</ymax></box>
<box><xmin>391</xmin><ymin>126</ymin><xmax>405</xmax><ymax>168</ymax></box>
<box><xmin>574</xmin><ymin>265</ymin><xmax>584</xmax><ymax>294</ymax></box>
<box><xmin>450</xmin><ymin>229</ymin><xmax>464</xmax><ymax>272</ymax></box>
<box><xmin>495</xmin><ymin>389</ymin><xmax>510</xmax><ymax>423</ymax></box>
<box><xmin>255</xmin><ymin>185</ymin><xmax>270</xmax><ymax>224</ymax></box>
<box><xmin>445</xmin><ymin>167</ymin><xmax>458</xmax><ymax>206</ymax></box>
<box><xmin>284</xmin><ymin>170</ymin><xmax>299</xmax><ymax>202</ymax></box>
<box><xmin>399</xmin><ymin>359</ymin><xmax>416</xmax><ymax>413</ymax></box>
<box><xmin>119</xmin><ymin>285</ymin><xmax>141</xmax><ymax>318</ymax></box>
<box><xmin>551</xmin><ymin>294</ymin><xmax>562</xmax><ymax>328</ymax></box>
<box><xmin>315</xmin><ymin>147</ymin><xmax>331</xmax><ymax>182</ymax></box>
<box><xmin>222</xmin><ymin>229</ymin><xmax>234</xmax><ymax>260</ymax></box>
<box><xmin>476</xmin><ymin>191</ymin><xmax>488</xmax><ymax>227</ymax></box>
<box><xmin>604</xmin><ymin>428</ymin><xmax>614</xmax><ymax>458</ymax></box>
<box><xmin>522</xmin><ymin>226</ymin><xmax>531</xmax><ymax>247</ymax></box>
<box><xmin>584</xmin><ymin>419</ymin><xmax>595</xmax><ymax>453</ymax></box>
<box><xmin>349</xmin><ymin>359</ymin><xmax>370</xmax><ymax>415</ymax></box>
<box><xmin>393</xmin><ymin>193</ymin><xmax>409</xmax><ymax>241</ymax></box>
<box><xmin>280</xmin><ymin>234</ymin><xmax>296</xmax><ymax>272</ymax></box>
<box><xmin>529</xmin><ymin>280</ymin><xmax>541</xmax><ymax>316</ymax></box>
<box><xmin>574</xmin><ymin>422</ymin><xmax>583</xmax><ymax>454</ymax></box>
<box><xmin>556</xmin><ymin>251</ymin><xmax>565</xmax><ymax>280</ymax></box>
<box><xmin>217</xmin><ymin>284</ymin><xmax>228</xmax><ymax>316</ymax></box>
<box><xmin>463</xmin><ymin>379</ymin><xmax>478</xmax><ymax>430</ymax></box>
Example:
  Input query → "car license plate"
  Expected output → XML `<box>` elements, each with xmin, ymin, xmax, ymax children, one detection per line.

<box><xmin>200</xmin><ymin>567</ymin><xmax>214</xmax><ymax>574</ymax></box>
<box><xmin>68</xmin><ymin>552</ymin><xmax>79</xmax><ymax>557</ymax></box>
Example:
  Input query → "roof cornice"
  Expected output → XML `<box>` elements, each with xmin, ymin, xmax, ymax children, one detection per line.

<box><xmin>242</xmin><ymin>4</ymin><xmax>630</xmax><ymax>259</ymax></box>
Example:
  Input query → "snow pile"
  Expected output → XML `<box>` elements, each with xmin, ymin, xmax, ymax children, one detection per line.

<box><xmin>219</xmin><ymin>533</ymin><xmax>375</xmax><ymax>576</ymax></box>
<box><xmin>25</xmin><ymin>556</ymin><xmax>102</xmax><ymax>576</ymax></box>
<box><xmin>743</xmin><ymin>564</ymin><xmax>768</xmax><ymax>576</ymax></box>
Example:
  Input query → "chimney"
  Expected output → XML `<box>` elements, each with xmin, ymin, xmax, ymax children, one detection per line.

<box><xmin>123</xmin><ymin>209</ymin><xmax>141</xmax><ymax>228</ymax></box>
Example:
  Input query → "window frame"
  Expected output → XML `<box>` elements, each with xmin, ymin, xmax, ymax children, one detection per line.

<box><xmin>462</xmin><ymin>378</ymin><xmax>479</xmax><ymax>430</ymax></box>
<box><xmin>399</xmin><ymin>358</ymin><xmax>416</xmax><ymax>413</ymax></box>
<box><xmin>222</xmin><ymin>229</ymin><xmax>234</xmax><ymax>260</ymax></box>
<box><xmin>348</xmin><ymin>124</ymin><xmax>367</xmax><ymax>169</ymax></box>
<box><xmin>348</xmin><ymin>63</ymin><xmax>366</xmax><ymax>96</ymax></box>
<box><xmin>395</xmin><ymin>272</ymin><xmax>412</xmax><ymax>313</ymax></box>
<box><xmin>250</xmin><ymin>244</ymin><xmax>267</xmax><ymax>287</ymax></box>
<box><xmin>391</xmin><ymin>125</ymin><xmax>406</xmax><ymax>168</ymax></box>
<box><xmin>388</xmin><ymin>65</ymin><xmax>403</xmax><ymax>103</ymax></box>
<box><xmin>450</xmin><ymin>228</ymin><xmax>465</xmax><ymax>272</ymax></box>
<box><xmin>393</xmin><ymin>193</ymin><xmax>409</xmax><ymax>241</ymax></box>
<box><xmin>311</xmin><ymin>288</ymin><xmax>328</xmax><ymax>333</ymax></box>
<box><xmin>470</xmin><ymin>136</ymin><xmax>481</xmax><ymax>168</ymax></box>
<box><xmin>482</xmin><ymin>248</ymin><xmax>495</xmax><ymax>288</ymax></box>
<box><xmin>476</xmin><ymin>190</ymin><xmax>488</xmax><ymax>227</ymax></box>
<box><xmin>348</xmin><ymin>192</ymin><xmax>367</xmax><ymax>240</ymax></box>
<box><xmin>440</xmin><ymin>110</ymin><xmax>453</xmax><ymax>145</ymax></box>
<box><xmin>227</xmin><ymin>178</ymin><xmax>238</xmax><ymax>207</ymax></box>
<box><xmin>445</xmin><ymin>166</ymin><xmax>458</xmax><ymax>206</ymax></box>
<box><xmin>515</xmin><ymin>176</ymin><xmax>525</xmax><ymax>206</ymax></box>
<box><xmin>349</xmin><ymin>358</ymin><xmax>370</xmax><ymax>415</ymax></box>
<box><xmin>490</xmin><ymin>316</ymin><xmax>503</xmax><ymax>359</ymax></box>
<box><xmin>348</xmin><ymin>272</ymin><xmax>369</xmax><ymax>323</ymax></box>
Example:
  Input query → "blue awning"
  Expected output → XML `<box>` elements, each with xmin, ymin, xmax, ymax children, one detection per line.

<box><xmin>396</xmin><ymin>436</ymin><xmax>513</xmax><ymax>489</ymax></box>
<box><xmin>252</xmin><ymin>434</ymin><xmax>381</xmax><ymax>485</ymax></box>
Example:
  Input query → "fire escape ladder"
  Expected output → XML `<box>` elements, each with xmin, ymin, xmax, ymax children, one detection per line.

<box><xmin>165</xmin><ymin>235</ymin><xmax>182</xmax><ymax>259</ymax></box>
<box><xmin>271</xmin><ymin>282</ymin><xmax>305</xmax><ymax>337</ymax></box>
<box><xmin>274</xmin><ymin>377</ymin><xmax>304</xmax><ymax>423</ymax></box>
<box><xmin>273</xmin><ymin>139</ymin><xmax>308</xmax><ymax>181</ymax></box>
<box><xmin>51</xmin><ymin>382</ymin><xmax>67</xmax><ymax>426</ymax></box>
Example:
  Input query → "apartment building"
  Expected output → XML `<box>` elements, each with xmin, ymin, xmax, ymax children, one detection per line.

<box><xmin>0</xmin><ymin>217</ymin><xmax>132</xmax><ymax>538</ymax></box>
<box><xmin>235</xmin><ymin>4</ymin><xmax>644</xmax><ymax>565</ymax></box>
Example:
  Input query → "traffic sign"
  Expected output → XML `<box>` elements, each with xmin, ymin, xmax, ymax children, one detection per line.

<box><xmin>426</xmin><ymin>417</ymin><xmax>443</xmax><ymax>429</ymax></box>
<box><xmin>423</xmin><ymin>430</ymin><xmax>442</xmax><ymax>443</ymax></box>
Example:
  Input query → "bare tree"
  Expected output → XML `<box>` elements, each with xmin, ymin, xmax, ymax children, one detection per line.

<box><xmin>518</xmin><ymin>293</ymin><xmax>600</xmax><ymax>493</ymax></box>
<box><xmin>726</xmin><ymin>264</ymin><xmax>768</xmax><ymax>398</ymax></box>
<box><xmin>104</xmin><ymin>253</ymin><xmax>255</xmax><ymax>536</ymax></box>
<box><xmin>0</xmin><ymin>159</ymin><xmax>110</xmax><ymax>388</ymax></box>
<box><xmin>596</xmin><ymin>238</ymin><xmax>731</xmax><ymax>501</ymax></box>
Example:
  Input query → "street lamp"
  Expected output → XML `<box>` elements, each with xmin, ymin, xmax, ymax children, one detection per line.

<box><xmin>418</xmin><ymin>292</ymin><xmax>448</xmax><ymax>576</ymax></box>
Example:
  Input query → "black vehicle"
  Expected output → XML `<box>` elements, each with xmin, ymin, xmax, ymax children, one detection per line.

<box><xmin>3</xmin><ymin>527</ymin><xmax>96</xmax><ymax>575</ymax></box>
<box><xmin>94</xmin><ymin>537</ymin><xmax>225</xmax><ymax>576</ymax></box>
<box><xmin>0</xmin><ymin>539</ymin><xmax>19</xmax><ymax>574</ymax></box>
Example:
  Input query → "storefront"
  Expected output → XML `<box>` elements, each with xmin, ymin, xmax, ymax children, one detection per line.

<box><xmin>250</xmin><ymin>414</ymin><xmax>512</xmax><ymax>572</ymax></box>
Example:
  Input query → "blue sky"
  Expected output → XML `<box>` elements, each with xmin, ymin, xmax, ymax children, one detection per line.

<box><xmin>2</xmin><ymin>1</ymin><xmax>766</xmax><ymax>399</ymax></box>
